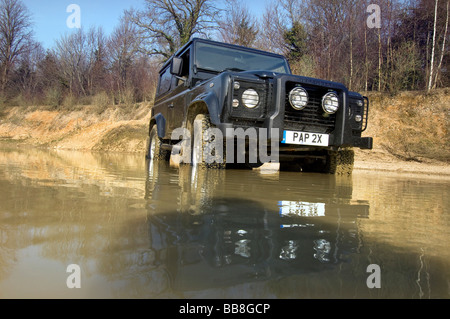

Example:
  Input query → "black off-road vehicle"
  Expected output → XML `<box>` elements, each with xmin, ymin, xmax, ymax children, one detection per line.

<box><xmin>147</xmin><ymin>38</ymin><xmax>372</xmax><ymax>174</ymax></box>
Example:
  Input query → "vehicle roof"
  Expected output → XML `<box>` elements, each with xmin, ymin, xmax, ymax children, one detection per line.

<box><xmin>159</xmin><ymin>37</ymin><xmax>288</xmax><ymax>72</ymax></box>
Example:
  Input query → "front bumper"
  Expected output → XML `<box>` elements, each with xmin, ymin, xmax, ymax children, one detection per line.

<box><xmin>217</xmin><ymin>122</ymin><xmax>373</xmax><ymax>150</ymax></box>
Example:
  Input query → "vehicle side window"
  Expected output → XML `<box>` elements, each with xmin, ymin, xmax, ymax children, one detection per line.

<box><xmin>158</xmin><ymin>66</ymin><xmax>172</xmax><ymax>96</ymax></box>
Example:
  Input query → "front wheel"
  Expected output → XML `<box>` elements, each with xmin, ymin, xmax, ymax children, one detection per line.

<box><xmin>324</xmin><ymin>149</ymin><xmax>354</xmax><ymax>175</ymax></box>
<box><xmin>309</xmin><ymin>149</ymin><xmax>355</xmax><ymax>175</ymax></box>
<box><xmin>191</xmin><ymin>114</ymin><xmax>226</xmax><ymax>169</ymax></box>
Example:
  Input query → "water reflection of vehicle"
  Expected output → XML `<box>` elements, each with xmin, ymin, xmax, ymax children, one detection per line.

<box><xmin>145</xmin><ymin>162</ymin><xmax>369</xmax><ymax>293</ymax></box>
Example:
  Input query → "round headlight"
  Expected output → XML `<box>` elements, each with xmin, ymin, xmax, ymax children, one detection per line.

<box><xmin>242</xmin><ymin>89</ymin><xmax>259</xmax><ymax>108</ymax></box>
<box><xmin>289</xmin><ymin>87</ymin><xmax>308</xmax><ymax>110</ymax></box>
<box><xmin>322</xmin><ymin>92</ymin><xmax>339</xmax><ymax>114</ymax></box>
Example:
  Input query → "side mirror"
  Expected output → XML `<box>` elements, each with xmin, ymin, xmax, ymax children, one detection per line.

<box><xmin>171</xmin><ymin>57</ymin><xmax>183</xmax><ymax>76</ymax></box>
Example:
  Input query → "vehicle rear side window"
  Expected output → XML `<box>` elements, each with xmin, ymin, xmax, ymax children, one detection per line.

<box><xmin>158</xmin><ymin>66</ymin><xmax>172</xmax><ymax>96</ymax></box>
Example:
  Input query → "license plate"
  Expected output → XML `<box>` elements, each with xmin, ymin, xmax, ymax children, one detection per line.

<box><xmin>279</xmin><ymin>201</ymin><xmax>325</xmax><ymax>217</ymax></box>
<box><xmin>281</xmin><ymin>130</ymin><xmax>329</xmax><ymax>146</ymax></box>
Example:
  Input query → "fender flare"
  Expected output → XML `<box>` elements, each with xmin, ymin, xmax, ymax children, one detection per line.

<box><xmin>189</xmin><ymin>91</ymin><xmax>221</xmax><ymax>126</ymax></box>
<box><xmin>150</xmin><ymin>113</ymin><xmax>166</xmax><ymax>139</ymax></box>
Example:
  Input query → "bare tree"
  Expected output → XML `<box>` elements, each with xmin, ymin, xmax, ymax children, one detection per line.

<box><xmin>126</xmin><ymin>0</ymin><xmax>219</xmax><ymax>59</ymax></box>
<box><xmin>13</xmin><ymin>40</ymin><xmax>44</xmax><ymax>101</ymax></box>
<box><xmin>129</xmin><ymin>55</ymin><xmax>160</xmax><ymax>103</ymax></box>
<box><xmin>257</xmin><ymin>2</ymin><xmax>288</xmax><ymax>54</ymax></box>
<box><xmin>37</xmin><ymin>50</ymin><xmax>61</xmax><ymax>103</ymax></box>
<box><xmin>218</xmin><ymin>0</ymin><xmax>258</xmax><ymax>47</ymax></box>
<box><xmin>85</xmin><ymin>27</ymin><xmax>107</xmax><ymax>96</ymax></box>
<box><xmin>428</xmin><ymin>0</ymin><xmax>439</xmax><ymax>91</ymax></box>
<box><xmin>54</xmin><ymin>30</ymin><xmax>85</xmax><ymax>96</ymax></box>
<box><xmin>343</xmin><ymin>0</ymin><xmax>359</xmax><ymax>90</ymax></box>
<box><xmin>257</xmin><ymin>0</ymin><xmax>310</xmax><ymax>55</ymax></box>
<box><xmin>390</xmin><ymin>41</ymin><xmax>421</xmax><ymax>91</ymax></box>
<box><xmin>107</xmin><ymin>15</ymin><xmax>141</xmax><ymax>104</ymax></box>
<box><xmin>54</xmin><ymin>27</ymin><xmax>105</xmax><ymax>97</ymax></box>
<box><xmin>432</xmin><ymin>0</ymin><xmax>449</xmax><ymax>89</ymax></box>
<box><xmin>305</xmin><ymin>0</ymin><xmax>347</xmax><ymax>81</ymax></box>
<box><xmin>394</xmin><ymin>0</ymin><xmax>450</xmax><ymax>90</ymax></box>
<box><xmin>0</xmin><ymin>0</ymin><xmax>33</xmax><ymax>93</ymax></box>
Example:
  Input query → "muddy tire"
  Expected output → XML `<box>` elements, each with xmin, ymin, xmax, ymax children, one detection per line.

<box><xmin>323</xmin><ymin>149</ymin><xmax>355</xmax><ymax>175</ymax></box>
<box><xmin>146</xmin><ymin>125</ymin><xmax>168</xmax><ymax>161</ymax></box>
<box><xmin>191</xmin><ymin>114</ymin><xmax>226</xmax><ymax>169</ymax></box>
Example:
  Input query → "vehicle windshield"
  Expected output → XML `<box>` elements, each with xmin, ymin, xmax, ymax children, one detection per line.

<box><xmin>195</xmin><ymin>42</ymin><xmax>290</xmax><ymax>74</ymax></box>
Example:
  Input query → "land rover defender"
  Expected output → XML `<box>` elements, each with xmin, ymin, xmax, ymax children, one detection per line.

<box><xmin>146</xmin><ymin>38</ymin><xmax>373</xmax><ymax>174</ymax></box>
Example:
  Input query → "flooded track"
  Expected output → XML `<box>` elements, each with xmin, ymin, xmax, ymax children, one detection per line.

<box><xmin>0</xmin><ymin>148</ymin><xmax>448</xmax><ymax>298</ymax></box>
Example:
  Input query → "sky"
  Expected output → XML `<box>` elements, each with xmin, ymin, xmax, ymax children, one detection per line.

<box><xmin>23</xmin><ymin>0</ymin><xmax>145</xmax><ymax>49</ymax></box>
<box><xmin>23</xmin><ymin>0</ymin><xmax>267</xmax><ymax>50</ymax></box>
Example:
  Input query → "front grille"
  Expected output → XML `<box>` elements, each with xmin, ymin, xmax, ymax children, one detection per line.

<box><xmin>284</xmin><ymin>82</ymin><xmax>337</xmax><ymax>134</ymax></box>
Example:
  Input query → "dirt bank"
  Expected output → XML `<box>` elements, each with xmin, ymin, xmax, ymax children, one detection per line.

<box><xmin>0</xmin><ymin>104</ymin><xmax>151</xmax><ymax>153</ymax></box>
<box><xmin>353</xmin><ymin>89</ymin><xmax>449</xmax><ymax>178</ymax></box>
<box><xmin>353</xmin><ymin>149</ymin><xmax>450</xmax><ymax>179</ymax></box>
<box><xmin>0</xmin><ymin>89</ymin><xmax>448</xmax><ymax>178</ymax></box>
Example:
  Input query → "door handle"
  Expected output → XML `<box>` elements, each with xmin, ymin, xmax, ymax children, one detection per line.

<box><xmin>169</xmin><ymin>104</ymin><xmax>174</xmax><ymax>108</ymax></box>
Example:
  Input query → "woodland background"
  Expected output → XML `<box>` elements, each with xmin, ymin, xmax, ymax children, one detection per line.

<box><xmin>0</xmin><ymin>0</ymin><xmax>448</xmax><ymax>110</ymax></box>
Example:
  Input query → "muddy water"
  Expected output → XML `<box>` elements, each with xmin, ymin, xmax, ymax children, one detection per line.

<box><xmin>0</xmin><ymin>147</ymin><xmax>448</xmax><ymax>299</ymax></box>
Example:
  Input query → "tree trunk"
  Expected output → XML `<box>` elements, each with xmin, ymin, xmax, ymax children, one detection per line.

<box><xmin>433</xmin><ymin>0</ymin><xmax>449</xmax><ymax>89</ymax></box>
<box><xmin>364</xmin><ymin>27</ymin><xmax>368</xmax><ymax>92</ymax></box>
<box><xmin>428</xmin><ymin>0</ymin><xmax>439</xmax><ymax>91</ymax></box>
<box><xmin>327</xmin><ymin>37</ymin><xmax>331</xmax><ymax>80</ymax></box>
<box><xmin>1</xmin><ymin>64</ymin><xmax>7</xmax><ymax>93</ymax></box>
<box><xmin>378</xmin><ymin>27</ymin><xmax>382</xmax><ymax>92</ymax></box>
<box><xmin>349</xmin><ymin>31</ymin><xmax>353</xmax><ymax>91</ymax></box>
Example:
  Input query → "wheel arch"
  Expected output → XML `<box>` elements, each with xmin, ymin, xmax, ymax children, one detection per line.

<box><xmin>185</xmin><ymin>101</ymin><xmax>209</xmax><ymax>130</ymax></box>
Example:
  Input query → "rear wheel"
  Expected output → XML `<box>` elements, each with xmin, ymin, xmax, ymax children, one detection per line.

<box><xmin>146</xmin><ymin>125</ymin><xmax>169</xmax><ymax>161</ymax></box>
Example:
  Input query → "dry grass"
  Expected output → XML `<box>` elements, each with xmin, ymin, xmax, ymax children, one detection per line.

<box><xmin>91</xmin><ymin>92</ymin><xmax>111</xmax><ymax>114</ymax></box>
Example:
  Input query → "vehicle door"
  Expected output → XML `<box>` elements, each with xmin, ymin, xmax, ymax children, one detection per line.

<box><xmin>153</xmin><ymin>65</ymin><xmax>173</xmax><ymax>139</ymax></box>
<box><xmin>167</xmin><ymin>49</ymin><xmax>191</xmax><ymax>134</ymax></box>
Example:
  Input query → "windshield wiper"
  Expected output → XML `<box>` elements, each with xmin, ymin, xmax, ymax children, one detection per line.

<box><xmin>221</xmin><ymin>67</ymin><xmax>245</xmax><ymax>73</ymax></box>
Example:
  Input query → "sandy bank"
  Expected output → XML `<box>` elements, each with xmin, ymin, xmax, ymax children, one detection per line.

<box><xmin>0</xmin><ymin>93</ymin><xmax>448</xmax><ymax>179</ymax></box>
